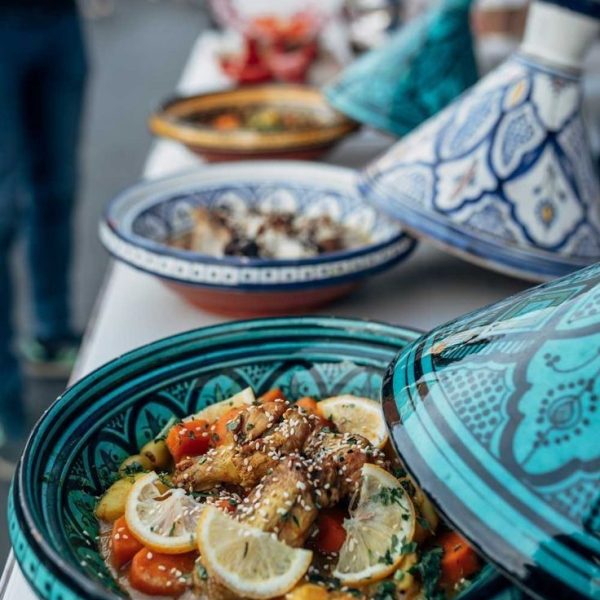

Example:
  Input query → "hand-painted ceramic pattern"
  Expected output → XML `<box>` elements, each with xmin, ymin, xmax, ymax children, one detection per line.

<box><xmin>383</xmin><ymin>262</ymin><xmax>600</xmax><ymax>600</ymax></box>
<box><xmin>325</xmin><ymin>0</ymin><xmax>477</xmax><ymax>137</ymax></box>
<box><xmin>100</xmin><ymin>162</ymin><xmax>415</xmax><ymax>315</ymax></box>
<box><xmin>8</xmin><ymin>316</ymin><xmax>516</xmax><ymax>600</ymax></box>
<box><xmin>360</xmin><ymin>1</ymin><xmax>600</xmax><ymax>282</ymax></box>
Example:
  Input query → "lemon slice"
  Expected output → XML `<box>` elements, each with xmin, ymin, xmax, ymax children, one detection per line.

<box><xmin>333</xmin><ymin>464</ymin><xmax>416</xmax><ymax>585</ymax></box>
<box><xmin>319</xmin><ymin>395</ymin><xmax>388</xmax><ymax>449</ymax></box>
<box><xmin>185</xmin><ymin>387</ymin><xmax>255</xmax><ymax>423</ymax></box>
<box><xmin>197</xmin><ymin>505</ymin><xmax>313</xmax><ymax>599</ymax></box>
<box><xmin>125</xmin><ymin>471</ymin><xmax>204</xmax><ymax>554</ymax></box>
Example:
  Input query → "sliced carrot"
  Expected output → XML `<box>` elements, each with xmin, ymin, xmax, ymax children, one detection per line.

<box><xmin>214</xmin><ymin>497</ymin><xmax>238</xmax><ymax>513</ymax></box>
<box><xmin>110</xmin><ymin>516</ymin><xmax>143</xmax><ymax>569</ymax></box>
<box><xmin>314</xmin><ymin>508</ymin><xmax>347</xmax><ymax>554</ymax></box>
<box><xmin>165</xmin><ymin>419</ymin><xmax>211</xmax><ymax>462</ymax></box>
<box><xmin>211</xmin><ymin>113</ymin><xmax>241</xmax><ymax>130</ymax></box>
<box><xmin>257</xmin><ymin>388</ymin><xmax>286</xmax><ymax>404</ymax></box>
<box><xmin>438</xmin><ymin>531</ymin><xmax>480</xmax><ymax>587</ymax></box>
<box><xmin>129</xmin><ymin>548</ymin><xmax>197</xmax><ymax>596</ymax></box>
<box><xmin>212</xmin><ymin>406</ymin><xmax>246</xmax><ymax>446</ymax></box>
<box><xmin>296</xmin><ymin>397</ymin><xmax>320</xmax><ymax>415</ymax></box>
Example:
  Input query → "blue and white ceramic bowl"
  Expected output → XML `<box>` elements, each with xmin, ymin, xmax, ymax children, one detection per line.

<box><xmin>8</xmin><ymin>316</ymin><xmax>504</xmax><ymax>600</ymax></box>
<box><xmin>100</xmin><ymin>162</ymin><xmax>414</xmax><ymax>315</ymax></box>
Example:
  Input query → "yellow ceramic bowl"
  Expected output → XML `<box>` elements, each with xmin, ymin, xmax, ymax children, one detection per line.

<box><xmin>148</xmin><ymin>84</ymin><xmax>359</xmax><ymax>161</ymax></box>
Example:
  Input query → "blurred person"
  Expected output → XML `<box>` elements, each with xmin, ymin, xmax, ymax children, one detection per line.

<box><xmin>0</xmin><ymin>0</ymin><xmax>87</xmax><ymax>459</ymax></box>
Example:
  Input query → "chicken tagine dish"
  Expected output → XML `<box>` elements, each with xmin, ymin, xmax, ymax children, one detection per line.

<box><xmin>95</xmin><ymin>388</ymin><xmax>482</xmax><ymax>599</ymax></box>
<box><xmin>168</xmin><ymin>205</ymin><xmax>370</xmax><ymax>260</ymax></box>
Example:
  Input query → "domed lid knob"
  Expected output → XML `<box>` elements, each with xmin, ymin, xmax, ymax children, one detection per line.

<box><xmin>520</xmin><ymin>0</ymin><xmax>600</xmax><ymax>70</ymax></box>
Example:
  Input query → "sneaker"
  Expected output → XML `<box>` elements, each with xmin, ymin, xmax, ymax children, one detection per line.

<box><xmin>20</xmin><ymin>334</ymin><xmax>81</xmax><ymax>379</ymax></box>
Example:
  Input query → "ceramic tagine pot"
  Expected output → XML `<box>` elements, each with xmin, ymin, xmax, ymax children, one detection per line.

<box><xmin>383</xmin><ymin>260</ymin><xmax>600</xmax><ymax>599</ymax></box>
<box><xmin>359</xmin><ymin>0</ymin><xmax>600</xmax><ymax>282</ymax></box>
<box><xmin>325</xmin><ymin>0</ymin><xmax>478</xmax><ymax>136</ymax></box>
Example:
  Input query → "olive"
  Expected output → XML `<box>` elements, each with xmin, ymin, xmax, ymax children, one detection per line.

<box><xmin>118</xmin><ymin>453</ymin><xmax>153</xmax><ymax>476</ymax></box>
<box><xmin>140</xmin><ymin>439</ymin><xmax>172</xmax><ymax>470</ymax></box>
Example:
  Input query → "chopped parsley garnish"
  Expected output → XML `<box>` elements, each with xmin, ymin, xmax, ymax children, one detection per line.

<box><xmin>246</xmin><ymin>422</ymin><xmax>255</xmax><ymax>431</ymax></box>
<box><xmin>226</xmin><ymin>416</ymin><xmax>241</xmax><ymax>431</ymax></box>
<box><xmin>401</xmin><ymin>541</ymin><xmax>417</xmax><ymax>555</ymax></box>
<box><xmin>417</xmin><ymin>515</ymin><xmax>432</xmax><ymax>531</ymax></box>
<box><xmin>307</xmin><ymin>569</ymin><xmax>341</xmax><ymax>590</ymax></box>
<box><xmin>373</xmin><ymin>580</ymin><xmax>396</xmax><ymax>600</ymax></box>
<box><xmin>378</xmin><ymin>534</ymin><xmax>400</xmax><ymax>565</ymax></box>
<box><xmin>195</xmin><ymin>563</ymin><xmax>208</xmax><ymax>580</ymax></box>
<box><xmin>409</xmin><ymin>546</ymin><xmax>444</xmax><ymax>600</ymax></box>
<box><xmin>371</xmin><ymin>486</ymin><xmax>405</xmax><ymax>506</ymax></box>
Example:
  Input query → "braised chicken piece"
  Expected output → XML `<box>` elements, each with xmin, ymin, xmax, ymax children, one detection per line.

<box><xmin>174</xmin><ymin>403</ymin><xmax>317</xmax><ymax>492</ymax></box>
<box><xmin>237</xmin><ymin>457</ymin><xmax>318</xmax><ymax>548</ymax></box>
<box><xmin>228</xmin><ymin>400</ymin><xmax>287</xmax><ymax>444</ymax></box>
<box><xmin>174</xmin><ymin>445</ymin><xmax>242</xmax><ymax>491</ymax></box>
<box><xmin>242</xmin><ymin>406</ymin><xmax>315</xmax><ymax>456</ymax></box>
<box><xmin>303</xmin><ymin>429</ymin><xmax>386</xmax><ymax>508</ymax></box>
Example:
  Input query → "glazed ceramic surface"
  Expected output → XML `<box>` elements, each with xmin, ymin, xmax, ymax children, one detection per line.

<box><xmin>325</xmin><ymin>0</ymin><xmax>478</xmax><ymax>137</ymax></box>
<box><xmin>8</xmin><ymin>316</ymin><xmax>513</xmax><ymax>600</ymax></box>
<box><xmin>359</xmin><ymin>1</ymin><xmax>600</xmax><ymax>282</ymax></box>
<box><xmin>100</xmin><ymin>162</ymin><xmax>415</xmax><ymax>315</ymax></box>
<box><xmin>383</xmin><ymin>262</ymin><xmax>600</xmax><ymax>600</ymax></box>
<box><xmin>148</xmin><ymin>85</ymin><xmax>358</xmax><ymax>162</ymax></box>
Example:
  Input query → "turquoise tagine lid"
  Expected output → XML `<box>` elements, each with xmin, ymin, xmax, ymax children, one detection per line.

<box><xmin>325</xmin><ymin>0</ymin><xmax>477</xmax><ymax>137</ymax></box>
<box><xmin>383</xmin><ymin>262</ymin><xmax>600</xmax><ymax>599</ymax></box>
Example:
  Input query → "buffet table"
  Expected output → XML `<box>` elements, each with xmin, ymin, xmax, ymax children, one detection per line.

<box><xmin>0</xmin><ymin>32</ymin><xmax>530</xmax><ymax>600</ymax></box>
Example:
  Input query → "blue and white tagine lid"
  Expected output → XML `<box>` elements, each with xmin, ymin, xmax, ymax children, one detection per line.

<box><xmin>383</xmin><ymin>261</ymin><xmax>600</xmax><ymax>599</ymax></box>
<box><xmin>359</xmin><ymin>0</ymin><xmax>600</xmax><ymax>282</ymax></box>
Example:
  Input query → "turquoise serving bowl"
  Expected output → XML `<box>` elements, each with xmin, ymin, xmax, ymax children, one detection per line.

<box><xmin>8</xmin><ymin>317</ymin><xmax>505</xmax><ymax>600</ymax></box>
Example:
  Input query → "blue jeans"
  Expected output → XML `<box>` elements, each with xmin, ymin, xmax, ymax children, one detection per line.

<box><xmin>0</xmin><ymin>7</ymin><xmax>87</xmax><ymax>424</ymax></box>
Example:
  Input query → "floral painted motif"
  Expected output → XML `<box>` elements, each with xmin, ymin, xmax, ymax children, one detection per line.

<box><xmin>386</xmin><ymin>262</ymin><xmax>600</xmax><ymax>600</ymax></box>
<box><xmin>360</xmin><ymin>54</ymin><xmax>600</xmax><ymax>281</ymax></box>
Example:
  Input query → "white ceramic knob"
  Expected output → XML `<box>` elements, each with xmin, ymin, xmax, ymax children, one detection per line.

<box><xmin>520</xmin><ymin>1</ymin><xmax>600</xmax><ymax>70</ymax></box>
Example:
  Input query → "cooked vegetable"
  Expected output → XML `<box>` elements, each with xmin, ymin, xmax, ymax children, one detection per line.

<box><xmin>95</xmin><ymin>474</ymin><xmax>144</xmax><ymax>522</ymax></box>
<box><xmin>258</xmin><ymin>387</ymin><xmax>286</xmax><ymax>404</ymax></box>
<box><xmin>211</xmin><ymin>113</ymin><xmax>241</xmax><ymax>130</ymax></box>
<box><xmin>285</xmin><ymin>583</ymin><xmax>329</xmax><ymax>600</ymax></box>
<box><xmin>110</xmin><ymin>516</ymin><xmax>143</xmax><ymax>569</ymax></box>
<box><xmin>129</xmin><ymin>548</ymin><xmax>197</xmax><ymax>596</ymax></box>
<box><xmin>140</xmin><ymin>439</ymin><xmax>172</xmax><ymax>470</ymax></box>
<box><xmin>295</xmin><ymin>396</ymin><xmax>320</xmax><ymax>415</ymax></box>
<box><xmin>165</xmin><ymin>419</ymin><xmax>211</xmax><ymax>462</ymax></box>
<box><xmin>212</xmin><ymin>406</ymin><xmax>246</xmax><ymax>446</ymax></box>
<box><xmin>314</xmin><ymin>508</ymin><xmax>346</xmax><ymax>554</ymax></box>
<box><xmin>118</xmin><ymin>454</ymin><xmax>153</xmax><ymax>477</ymax></box>
<box><xmin>438</xmin><ymin>531</ymin><xmax>480</xmax><ymax>588</ymax></box>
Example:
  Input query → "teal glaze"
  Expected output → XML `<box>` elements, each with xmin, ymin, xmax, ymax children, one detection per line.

<box><xmin>325</xmin><ymin>0</ymin><xmax>477</xmax><ymax>137</ymax></box>
<box><xmin>383</xmin><ymin>263</ymin><xmax>600</xmax><ymax>600</ymax></box>
<box><xmin>8</xmin><ymin>316</ymin><xmax>516</xmax><ymax>599</ymax></box>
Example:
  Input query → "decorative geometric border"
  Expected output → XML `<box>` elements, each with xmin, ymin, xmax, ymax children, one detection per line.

<box><xmin>100</xmin><ymin>221</ymin><xmax>416</xmax><ymax>290</ymax></box>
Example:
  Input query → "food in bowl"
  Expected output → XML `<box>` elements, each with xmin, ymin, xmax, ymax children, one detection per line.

<box><xmin>208</xmin><ymin>105</ymin><xmax>328</xmax><ymax>133</ymax></box>
<box><xmin>169</xmin><ymin>205</ymin><xmax>371</xmax><ymax>260</ymax></box>
<box><xmin>95</xmin><ymin>387</ymin><xmax>482</xmax><ymax>599</ymax></box>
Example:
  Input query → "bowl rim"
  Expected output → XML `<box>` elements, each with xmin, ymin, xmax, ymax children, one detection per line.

<box><xmin>14</xmin><ymin>316</ymin><xmax>422</xmax><ymax>600</ymax></box>
<box><xmin>148</xmin><ymin>84</ymin><xmax>359</xmax><ymax>152</ymax></box>
<box><xmin>100</xmin><ymin>162</ymin><xmax>415</xmax><ymax>290</ymax></box>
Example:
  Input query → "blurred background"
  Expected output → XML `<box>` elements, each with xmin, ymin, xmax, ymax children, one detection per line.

<box><xmin>0</xmin><ymin>0</ymin><xmax>208</xmax><ymax>562</ymax></box>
